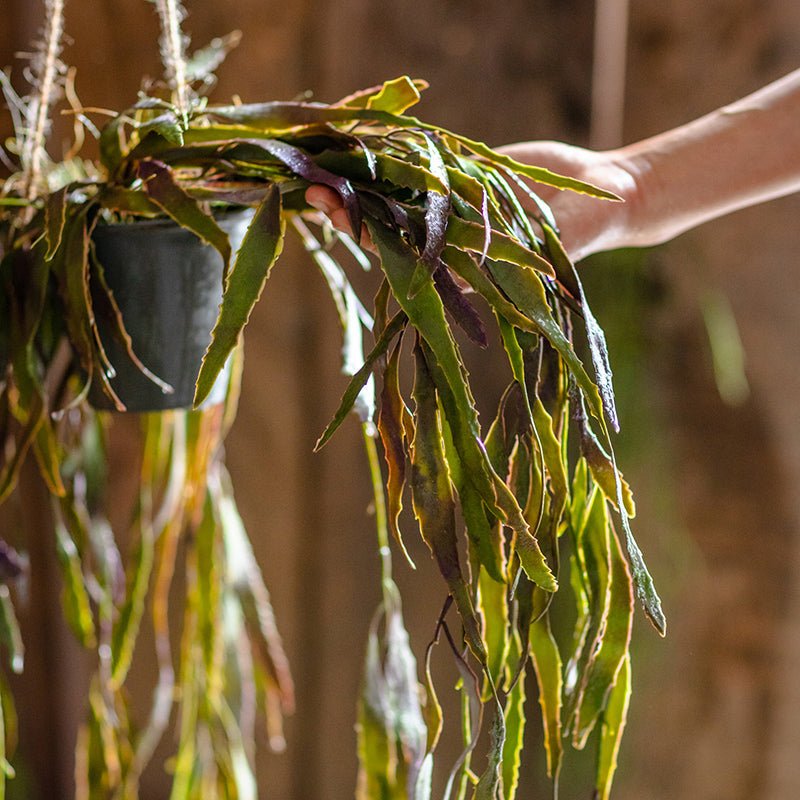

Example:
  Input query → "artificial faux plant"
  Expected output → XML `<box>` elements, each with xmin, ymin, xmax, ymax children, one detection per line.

<box><xmin>0</xmin><ymin>1</ymin><xmax>664</xmax><ymax>798</ymax></box>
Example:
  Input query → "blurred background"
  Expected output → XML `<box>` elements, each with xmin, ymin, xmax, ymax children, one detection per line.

<box><xmin>2</xmin><ymin>0</ymin><xmax>800</xmax><ymax>797</ymax></box>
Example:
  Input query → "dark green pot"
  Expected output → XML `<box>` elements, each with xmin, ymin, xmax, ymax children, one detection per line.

<box><xmin>89</xmin><ymin>210</ymin><xmax>252</xmax><ymax>412</ymax></box>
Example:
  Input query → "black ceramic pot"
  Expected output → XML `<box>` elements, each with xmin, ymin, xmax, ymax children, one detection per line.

<box><xmin>88</xmin><ymin>209</ymin><xmax>253</xmax><ymax>412</ymax></box>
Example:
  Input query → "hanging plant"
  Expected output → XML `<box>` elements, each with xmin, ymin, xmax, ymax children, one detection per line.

<box><xmin>0</xmin><ymin>1</ymin><xmax>665</xmax><ymax>797</ymax></box>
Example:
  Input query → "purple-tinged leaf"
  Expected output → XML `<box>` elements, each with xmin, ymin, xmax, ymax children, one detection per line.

<box><xmin>408</xmin><ymin>135</ymin><xmax>451</xmax><ymax>297</ymax></box>
<box><xmin>432</xmin><ymin>263</ymin><xmax>487</xmax><ymax>348</ymax></box>
<box><xmin>52</xmin><ymin>211</ymin><xmax>96</xmax><ymax>376</ymax></box>
<box><xmin>253</xmin><ymin>139</ymin><xmax>362</xmax><ymax>241</ymax></box>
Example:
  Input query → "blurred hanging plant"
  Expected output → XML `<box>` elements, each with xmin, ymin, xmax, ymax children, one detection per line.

<box><xmin>0</xmin><ymin>0</ymin><xmax>666</xmax><ymax>798</ymax></box>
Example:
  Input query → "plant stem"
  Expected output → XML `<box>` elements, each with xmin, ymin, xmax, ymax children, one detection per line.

<box><xmin>154</xmin><ymin>0</ymin><xmax>189</xmax><ymax>114</ymax></box>
<box><xmin>21</xmin><ymin>0</ymin><xmax>65</xmax><ymax>199</ymax></box>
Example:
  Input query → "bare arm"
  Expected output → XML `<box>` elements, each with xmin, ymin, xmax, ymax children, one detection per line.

<box><xmin>501</xmin><ymin>68</ymin><xmax>800</xmax><ymax>260</ymax></box>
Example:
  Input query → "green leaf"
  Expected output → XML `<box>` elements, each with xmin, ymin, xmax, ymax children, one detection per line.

<box><xmin>111</xmin><ymin>520</ymin><xmax>154</xmax><ymax>687</ymax></box>
<box><xmin>479</xmin><ymin>566</ymin><xmax>509</xmax><ymax>693</ymax></box>
<box><xmin>54</xmin><ymin>507</ymin><xmax>96</xmax><ymax>649</ymax></box>
<box><xmin>356</xmin><ymin>624</ymin><xmax>395</xmax><ymax>800</ymax></box>
<box><xmin>543</xmin><ymin>223</ymin><xmax>619</xmax><ymax>431</ymax></box>
<box><xmin>580</xmin><ymin>421</ymin><xmax>636</xmax><ymax>518</ymax></box>
<box><xmin>52</xmin><ymin>210</ymin><xmax>95</xmax><ymax>375</ymax></box>
<box><xmin>495</xmin><ymin>318</ymin><xmax>557</xmax><ymax>591</ymax></box>
<box><xmin>447</xmin><ymin>217</ymin><xmax>554</xmax><ymax>277</ymax></box>
<box><xmin>366</xmin><ymin>76</ymin><xmax>426</xmax><ymax>114</ymax></box>
<box><xmin>564</xmin><ymin>489</ymin><xmax>610</xmax><ymax>730</ymax></box>
<box><xmin>595</xmin><ymin>654</ymin><xmax>631</xmax><ymax>800</ymax></box>
<box><xmin>194</xmin><ymin>183</ymin><xmax>285</xmax><ymax>406</ymax></box>
<box><xmin>573</xmin><ymin>522</ymin><xmax>634</xmax><ymax>747</ymax></box>
<box><xmin>574</xmin><ymin>397</ymin><xmax>665</xmax><ymax>634</ymax></box>
<box><xmin>532</xmin><ymin>398</ymin><xmax>569</xmax><ymax>524</ymax></box>
<box><xmin>530</xmin><ymin>608</ymin><xmax>562</xmax><ymax>782</ymax></box>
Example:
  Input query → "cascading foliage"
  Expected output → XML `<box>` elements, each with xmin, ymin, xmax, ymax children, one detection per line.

<box><xmin>0</xmin><ymin>53</ymin><xmax>665</xmax><ymax>800</ymax></box>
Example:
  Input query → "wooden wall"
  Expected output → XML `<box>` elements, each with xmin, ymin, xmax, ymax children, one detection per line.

<box><xmin>1</xmin><ymin>1</ymin><xmax>799</xmax><ymax>799</ymax></box>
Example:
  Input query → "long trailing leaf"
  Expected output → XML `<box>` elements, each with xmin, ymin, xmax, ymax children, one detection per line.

<box><xmin>53</xmin><ymin>500</ymin><xmax>96</xmax><ymax>649</ymax></box>
<box><xmin>111</xmin><ymin>518</ymin><xmax>154</xmax><ymax>687</ymax></box>
<box><xmin>378</xmin><ymin>338</ymin><xmax>414</xmax><ymax>566</ymax></box>
<box><xmin>410</xmin><ymin>342</ymin><xmax>484</xmax><ymax>663</ymax></box>
<box><xmin>52</xmin><ymin>208</ymin><xmax>95</xmax><ymax>374</ymax></box>
<box><xmin>573</xmin><ymin>393</ymin><xmax>665</xmax><ymax>634</ymax></box>
<box><xmin>472</xmin><ymin>711</ymin><xmax>505</xmax><ymax>800</ymax></box>
<box><xmin>495</xmin><ymin>318</ymin><xmax>556</xmax><ymax>591</ymax></box>
<box><xmin>529</xmin><ymin>606</ymin><xmax>562</xmax><ymax>783</ymax></box>
<box><xmin>194</xmin><ymin>183</ymin><xmax>284</xmax><ymax>406</ymax></box>
<box><xmin>206</xmin><ymin>97</ymin><xmax>619</xmax><ymax>199</ymax></box>
<box><xmin>573</xmin><ymin>521</ymin><xmax>633</xmax><ymax>747</ymax></box>
<box><xmin>595</xmin><ymin>654</ymin><xmax>631</xmax><ymax>800</ymax></box>
<box><xmin>564</xmin><ymin>488</ymin><xmax>611</xmax><ymax>729</ymax></box>
<box><xmin>218</xmin><ymin>470</ymin><xmax>294</xmax><ymax>714</ymax></box>
<box><xmin>479</xmin><ymin>566</ymin><xmax>509</xmax><ymax>694</ymax></box>
<box><xmin>441</xmin><ymin>419</ymin><xmax>504</xmax><ymax>584</ymax></box>
<box><xmin>543</xmin><ymin>223</ymin><xmax>619</xmax><ymax>431</ymax></box>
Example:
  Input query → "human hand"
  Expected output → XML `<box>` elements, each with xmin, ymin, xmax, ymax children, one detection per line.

<box><xmin>497</xmin><ymin>141</ymin><xmax>641</xmax><ymax>262</ymax></box>
<box><xmin>305</xmin><ymin>185</ymin><xmax>375</xmax><ymax>251</ymax></box>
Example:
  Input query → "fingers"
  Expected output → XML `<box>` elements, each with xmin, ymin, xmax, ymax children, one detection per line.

<box><xmin>305</xmin><ymin>185</ymin><xmax>375</xmax><ymax>252</ymax></box>
<box><xmin>305</xmin><ymin>184</ymin><xmax>340</xmax><ymax>215</ymax></box>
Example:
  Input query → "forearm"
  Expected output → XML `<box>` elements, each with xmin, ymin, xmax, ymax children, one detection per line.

<box><xmin>616</xmin><ymin>69</ymin><xmax>800</xmax><ymax>248</ymax></box>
